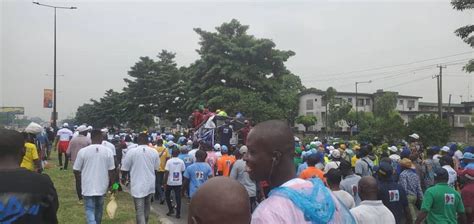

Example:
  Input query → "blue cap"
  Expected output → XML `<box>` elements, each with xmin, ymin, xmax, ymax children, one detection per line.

<box><xmin>221</xmin><ymin>145</ymin><xmax>229</xmax><ymax>153</ymax></box>
<box><xmin>464</xmin><ymin>152</ymin><xmax>474</xmax><ymax>160</ymax></box>
<box><xmin>400</xmin><ymin>147</ymin><xmax>411</xmax><ymax>158</ymax></box>
<box><xmin>465</xmin><ymin>146</ymin><xmax>474</xmax><ymax>154</ymax></box>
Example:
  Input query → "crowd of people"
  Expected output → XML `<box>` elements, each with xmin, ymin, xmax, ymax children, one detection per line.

<box><xmin>2</xmin><ymin>118</ymin><xmax>474</xmax><ymax>224</ymax></box>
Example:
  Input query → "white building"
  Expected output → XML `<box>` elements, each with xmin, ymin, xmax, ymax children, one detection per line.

<box><xmin>297</xmin><ymin>88</ymin><xmax>421</xmax><ymax>131</ymax></box>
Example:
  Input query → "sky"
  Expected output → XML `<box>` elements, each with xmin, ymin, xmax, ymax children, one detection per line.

<box><xmin>1</xmin><ymin>0</ymin><xmax>473</xmax><ymax>121</ymax></box>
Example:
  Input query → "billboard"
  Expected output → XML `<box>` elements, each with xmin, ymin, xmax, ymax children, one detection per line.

<box><xmin>0</xmin><ymin>107</ymin><xmax>25</xmax><ymax>115</ymax></box>
<box><xmin>44</xmin><ymin>89</ymin><xmax>53</xmax><ymax>108</ymax></box>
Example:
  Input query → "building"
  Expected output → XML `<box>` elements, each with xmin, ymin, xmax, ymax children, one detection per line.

<box><xmin>297</xmin><ymin>88</ymin><xmax>421</xmax><ymax>132</ymax></box>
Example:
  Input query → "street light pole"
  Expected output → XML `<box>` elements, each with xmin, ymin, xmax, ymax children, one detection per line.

<box><xmin>33</xmin><ymin>2</ymin><xmax>76</xmax><ymax>128</ymax></box>
<box><xmin>355</xmin><ymin>80</ymin><xmax>371</xmax><ymax>132</ymax></box>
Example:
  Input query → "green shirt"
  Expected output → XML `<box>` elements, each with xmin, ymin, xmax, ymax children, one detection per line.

<box><xmin>421</xmin><ymin>183</ymin><xmax>465</xmax><ymax>224</ymax></box>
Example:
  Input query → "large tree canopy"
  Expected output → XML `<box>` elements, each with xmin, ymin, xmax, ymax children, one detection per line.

<box><xmin>74</xmin><ymin>19</ymin><xmax>303</xmax><ymax>128</ymax></box>
<box><xmin>452</xmin><ymin>0</ymin><xmax>474</xmax><ymax>72</ymax></box>
<box><xmin>186</xmin><ymin>19</ymin><xmax>303</xmax><ymax>122</ymax></box>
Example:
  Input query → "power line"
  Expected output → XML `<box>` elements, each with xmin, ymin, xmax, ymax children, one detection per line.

<box><xmin>385</xmin><ymin>75</ymin><xmax>433</xmax><ymax>90</ymax></box>
<box><xmin>316</xmin><ymin>51</ymin><xmax>473</xmax><ymax>78</ymax></box>
<box><xmin>307</xmin><ymin>58</ymin><xmax>470</xmax><ymax>82</ymax></box>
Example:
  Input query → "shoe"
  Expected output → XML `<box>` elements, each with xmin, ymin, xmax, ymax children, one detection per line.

<box><xmin>78</xmin><ymin>200</ymin><xmax>83</xmax><ymax>205</ymax></box>
<box><xmin>166</xmin><ymin>211</ymin><xmax>175</xmax><ymax>216</ymax></box>
<box><xmin>176</xmin><ymin>214</ymin><xmax>181</xmax><ymax>219</ymax></box>
<box><xmin>160</xmin><ymin>199</ymin><xmax>165</xmax><ymax>205</ymax></box>
<box><xmin>59</xmin><ymin>167</ymin><xmax>63</xmax><ymax>170</ymax></box>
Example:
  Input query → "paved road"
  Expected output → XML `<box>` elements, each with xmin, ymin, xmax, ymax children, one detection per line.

<box><xmin>151</xmin><ymin>198</ymin><xmax>189</xmax><ymax>224</ymax></box>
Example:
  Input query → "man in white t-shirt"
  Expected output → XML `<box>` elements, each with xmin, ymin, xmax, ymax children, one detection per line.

<box><xmin>164</xmin><ymin>149</ymin><xmax>185</xmax><ymax>219</ymax></box>
<box><xmin>326</xmin><ymin>168</ymin><xmax>355</xmax><ymax>209</ymax></box>
<box><xmin>121</xmin><ymin>133</ymin><xmax>159</xmax><ymax>224</ymax></box>
<box><xmin>350</xmin><ymin>176</ymin><xmax>395</xmax><ymax>224</ymax></box>
<box><xmin>73</xmin><ymin>130</ymin><xmax>115</xmax><ymax>224</ymax></box>
<box><xmin>55</xmin><ymin>123</ymin><xmax>73</xmax><ymax>170</ymax></box>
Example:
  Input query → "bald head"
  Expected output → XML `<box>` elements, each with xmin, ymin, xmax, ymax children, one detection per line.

<box><xmin>189</xmin><ymin>177</ymin><xmax>250</xmax><ymax>224</ymax></box>
<box><xmin>247</xmin><ymin>120</ymin><xmax>293</xmax><ymax>155</ymax></box>
<box><xmin>358</xmin><ymin>176</ymin><xmax>378</xmax><ymax>201</ymax></box>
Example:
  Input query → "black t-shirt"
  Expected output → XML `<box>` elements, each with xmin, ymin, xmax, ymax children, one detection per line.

<box><xmin>0</xmin><ymin>168</ymin><xmax>58</xmax><ymax>224</ymax></box>
<box><xmin>377</xmin><ymin>180</ymin><xmax>408</xmax><ymax>224</ymax></box>
<box><xmin>218</xmin><ymin>125</ymin><xmax>233</xmax><ymax>146</ymax></box>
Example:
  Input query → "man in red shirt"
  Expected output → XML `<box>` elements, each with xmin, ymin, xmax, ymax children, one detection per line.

<box><xmin>461</xmin><ymin>169</ymin><xmax>474</xmax><ymax>223</ymax></box>
<box><xmin>239</xmin><ymin>120</ymin><xmax>252</xmax><ymax>145</ymax></box>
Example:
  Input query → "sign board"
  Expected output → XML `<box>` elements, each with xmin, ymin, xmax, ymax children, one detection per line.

<box><xmin>0</xmin><ymin>107</ymin><xmax>25</xmax><ymax>115</ymax></box>
<box><xmin>44</xmin><ymin>89</ymin><xmax>53</xmax><ymax>108</ymax></box>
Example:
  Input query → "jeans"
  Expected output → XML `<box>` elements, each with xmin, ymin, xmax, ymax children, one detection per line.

<box><xmin>134</xmin><ymin>194</ymin><xmax>153</xmax><ymax>224</ymax></box>
<box><xmin>165</xmin><ymin>185</ymin><xmax>182</xmax><ymax>215</ymax></box>
<box><xmin>155</xmin><ymin>171</ymin><xmax>165</xmax><ymax>200</ymax></box>
<box><xmin>75</xmin><ymin>174</ymin><xmax>83</xmax><ymax>200</ymax></box>
<box><xmin>84</xmin><ymin>195</ymin><xmax>104</xmax><ymax>224</ymax></box>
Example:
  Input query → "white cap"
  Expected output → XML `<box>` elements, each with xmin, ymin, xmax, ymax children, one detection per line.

<box><xmin>331</xmin><ymin>150</ymin><xmax>341</xmax><ymax>158</ymax></box>
<box><xmin>87</xmin><ymin>125</ymin><xmax>93</xmax><ymax>130</ymax></box>
<box><xmin>294</xmin><ymin>136</ymin><xmax>300</xmax><ymax>142</ymax></box>
<box><xmin>214</xmin><ymin>143</ymin><xmax>221</xmax><ymax>151</ymax></box>
<box><xmin>388</xmin><ymin>146</ymin><xmax>398</xmax><ymax>153</ymax></box>
<box><xmin>77</xmin><ymin>125</ymin><xmax>88</xmax><ymax>132</ymax></box>
<box><xmin>187</xmin><ymin>140</ymin><xmax>193</xmax><ymax>146</ymax></box>
<box><xmin>62</xmin><ymin>123</ymin><xmax>69</xmax><ymax>128</ymax></box>
<box><xmin>239</xmin><ymin>145</ymin><xmax>248</xmax><ymax>154</ymax></box>
<box><xmin>101</xmin><ymin>128</ymin><xmax>108</xmax><ymax>133</ymax></box>
<box><xmin>409</xmin><ymin>133</ymin><xmax>420</xmax><ymax>140</ymax></box>
<box><xmin>315</xmin><ymin>141</ymin><xmax>322</xmax><ymax>147</ymax></box>
<box><xmin>441</xmin><ymin>146</ymin><xmax>450</xmax><ymax>152</ymax></box>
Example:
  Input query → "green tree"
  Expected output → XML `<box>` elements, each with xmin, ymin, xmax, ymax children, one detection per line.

<box><xmin>296</xmin><ymin>115</ymin><xmax>318</xmax><ymax>133</ymax></box>
<box><xmin>451</xmin><ymin>0</ymin><xmax>473</xmax><ymax>72</ymax></box>
<box><xmin>373</xmin><ymin>92</ymin><xmax>397</xmax><ymax>118</ymax></box>
<box><xmin>185</xmin><ymin>19</ymin><xmax>303</xmax><ymax>122</ymax></box>
<box><xmin>407</xmin><ymin>114</ymin><xmax>452</xmax><ymax>146</ymax></box>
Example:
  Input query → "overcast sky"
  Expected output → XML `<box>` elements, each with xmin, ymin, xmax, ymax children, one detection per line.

<box><xmin>1</xmin><ymin>0</ymin><xmax>473</xmax><ymax>121</ymax></box>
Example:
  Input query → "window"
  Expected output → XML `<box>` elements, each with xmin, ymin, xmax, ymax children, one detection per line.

<box><xmin>306</xmin><ymin>99</ymin><xmax>314</xmax><ymax>110</ymax></box>
<box><xmin>321</xmin><ymin>98</ymin><xmax>327</xmax><ymax>107</ymax></box>
<box><xmin>460</xmin><ymin>116</ymin><xmax>471</xmax><ymax>124</ymax></box>
<box><xmin>306</xmin><ymin>112</ymin><xmax>314</xmax><ymax>116</ymax></box>
<box><xmin>357</xmin><ymin>99</ymin><xmax>365</xmax><ymax>107</ymax></box>
<box><xmin>399</xmin><ymin>99</ymin><xmax>404</xmax><ymax>105</ymax></box>
<box><xmin>321</xmin><ymin>112</ymin><xmax>326</xmax><ymax>125</ymax></box>
<box><xmin>365</xmin><ymin>99</ymin><xmax>371</xmax><ymax>106</ymax></box>
<box><xmin>407</xmin><ymin>100</ymin><xmax>415</xmax><ymax>108</ymax></box>
<box><xmin>347</xmin><ymin>98</ymin><xmax>352</xmax><ymax>103</ymax></box>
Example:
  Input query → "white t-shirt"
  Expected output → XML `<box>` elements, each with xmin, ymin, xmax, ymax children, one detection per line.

<box><xmin>188</xmin><ymin>148</ymin><xmax>199</xmax><ymax>162</ymax></box>
<box><xmin>121</xmin><ymin>145</ymin><xmax>160</xmax><ymax>198</ymax></box>
<box><xmin>73</xmin><ymin>144</ymin><xmax>115</xmax><ymax>196</ymax></box>
<box><xmin>324</xmin><ymin>161</ymin><xmax>341</xmax><ymax>173</ymax></box>
<box><xmin>442</xmin><ymin>165</ymin><xmax>457</xmax><ymax>188</ymax></box>
<box><xmin>165</xmin><ymin>157</ymin><xmax>185</xmax><ymax>186</ymax></box>
<box><xmin>332</xmin><ymin>190</ymin><xmax>355</xmax><ymax>209</ymax></box>
<box><xmin>102</xmin><ymin>140</ymin><xmax>116</xmax><ymax>156</ymax></box>
<box><xmin>350</xmin><ymin>200</ymin><xmax>395</xmax><ymax>224</ymax></box>
<box><xmin>57</xmin><ymin>128</ymin><xmax>73</xmax><ymax>141</ymax></box>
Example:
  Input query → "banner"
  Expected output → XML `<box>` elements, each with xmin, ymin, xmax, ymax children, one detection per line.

<box><xmin>43</xmin><ymin>89</ymin><xmax>53</xmax><ymax>108</ymax></box>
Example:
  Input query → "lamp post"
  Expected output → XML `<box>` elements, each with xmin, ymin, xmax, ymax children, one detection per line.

<box><xmin>355</xmin><ymin>80</ymin><xmax>372</xmax><ymax>131</ymax></box>
<box><xmin>33</xmin><ymin>1</ymin><xmax>76</xmax><ymax>128</ymax></box>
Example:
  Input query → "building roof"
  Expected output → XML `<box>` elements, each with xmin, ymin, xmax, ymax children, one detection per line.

<box><xmin>419</xmin><ymin>102</ymin><xmax>465</xmax><ymax>108</ymax></box>
<box><xmin>299</xmin><ymin>88</ymin><xmax>421</xmax><ymax>99</ymax></box>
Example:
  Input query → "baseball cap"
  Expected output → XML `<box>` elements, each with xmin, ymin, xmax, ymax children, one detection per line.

<box><xmin>214</xmin><ymin>143</ymin><xmax>221</xmax><ymax>151</ymax></box>
<box><xmin>388</xmin><ymin>146</ymin><xmax>398</xmax><ymax>153</ymax></box>
<box><xmin>239</xmin><ymin>145</ymin><xmax>248</xmax><ymax>154</ymax></box>
<box><xmin>331</xmin><ymin>150</ymin><xmax>341</xmax><ymax>159</ymax></box>
<box><xmin>221</xmin><ymin>145</ymin><xmax>229</xmax><ymax>153</ymax></box>
<box><xmin>464</xmin><ymin>152</ymin><xmax>474</xmax><ymax>160</ymax></box>
<box><xmin>409</xmin><ymin>133</ymin><xmax>420</xmax><ymax>140</ymax></box>
<box><xmin>76</xmin><ymin>125</ymin><xmax>88</xmax><ymax>132</ymax></box>
<box><xmin>434</xmin><ymin>168</ymin><xmax>448</xmax><ymax>180</ymax></box>
<box><xmin>62</xmin><ymin>123</ymin><xmax>69</xmax><ymax>128</ymax></box>
<box><xmin>440</xmin><ymin>146</ymin><xmax>450</xmax><ymax>152</ymax></box>
<box><xmin>377</xmin><ymin>162</ymin><xmax>393</xmax><ymax>177</ymax></box>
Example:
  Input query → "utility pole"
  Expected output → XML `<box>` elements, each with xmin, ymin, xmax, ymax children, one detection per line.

<box><xmin>436</xmin><ymin>65</ymin><xmax>446</xmax><ymax>120</ymax></box>
<box><xmin>33</xmin><ymin>2</ymin><xmax>76</xmax><ymax>128</ymax></box>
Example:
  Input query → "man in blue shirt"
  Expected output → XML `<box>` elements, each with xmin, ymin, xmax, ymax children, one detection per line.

<box><xmin>377</xmin><ymin>162</ymin><xmax>411</xmax><ymax>224</ymax></box>
<box><xmin>178</xmin><ymin>146</ymin><xmax>194</xmax><ymax>168</ymax></box>
<box><xmin>183</xmin><ymin>150</ymin><xmax>213</xmax><ymax>198</ymax></box>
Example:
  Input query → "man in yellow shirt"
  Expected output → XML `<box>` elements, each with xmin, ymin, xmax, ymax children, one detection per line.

<box><xmin>155</xmin><ymin>139</ymin><xmax>170</xmax><ymax>204</ymax></box>
<box><xmin>21</xmin><ymin>132</ymin><xmax>41</xmax><ymax>172</ymax></box>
